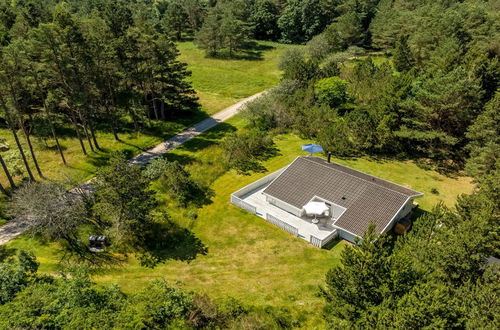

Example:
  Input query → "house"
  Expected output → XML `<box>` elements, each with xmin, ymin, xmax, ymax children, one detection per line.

<box><xmin>231</xmin><ymin>156</ymin><xmax>423</xmax><ymax>247</ymax></box>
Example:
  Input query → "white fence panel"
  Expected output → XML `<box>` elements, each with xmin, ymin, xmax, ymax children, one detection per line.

<box><xmin>230</xmin><ymin>195</ymin><xmax>257</xmax><ymax>214</ymax></box>
<box><xmin>265</xmin><ymin>214</ymin><xmax>299</xmax><ymax>236</ymax></box>
<box><xmin>310</xmin><ymin>229</ymin><xmax>338</xmax><ymax>248</ymax></box>
<box><xmin>310</xmin><ymin>235</ymin><xmax>323</xmax><ymax>248</ymax></box>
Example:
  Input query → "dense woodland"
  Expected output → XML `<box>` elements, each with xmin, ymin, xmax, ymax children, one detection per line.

<box><xmin>0</xmin><ymin>0</ymin><xmax>499</xmax><ymax>328</ymax></box>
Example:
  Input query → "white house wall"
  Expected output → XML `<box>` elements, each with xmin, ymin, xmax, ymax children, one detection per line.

<box><xmin>339</xmin><ymin>230</ymin><xmax>359</xmax><ymax>243</ymax></box>
<box><xmin>266</xmin><ymin>196</ymin><xmax>302</xmax><ymax>217</ymax></box>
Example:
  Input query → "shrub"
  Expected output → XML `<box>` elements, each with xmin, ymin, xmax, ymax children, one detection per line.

<box><xmin>278</xmin><ymin>48</ymin><xmax>319</xmax><ymax>82</ymax></box>
<box><xmin>158</xmin><ymin>161</ymin><xmax>213</xmax><ymax>207</ymax></box>
<box><xmin>307</xmin><ymin>33</ymin><xmax>334</xmax><ymax>63</ymax></box>
<box><xmin>241</xmin><ymin>94</ymin><xmax>276</xmax><ymax>131</ymax></box>
<box><xmin>319</xmin><ymin>54</ymin><xmax>342</xmax><ymax>77</ymax></box>
<box><xmin>118</xmin><ymin>280</ymin><xmax>193</xmax><ymax>328</ymax></box>
<box><xmin>221</xmin><ymin>129</ymin><xmax>275</xmax><ymax>174</ymax></box>
<box><xmin>314</xmin><ymin>77</ymin><xmax>349</xmax><ymax>108</ymax></box>
<box><xmin>142</xmin><ymin>157</ymin><xmax>170</xmax><ymax>181</ymax></box>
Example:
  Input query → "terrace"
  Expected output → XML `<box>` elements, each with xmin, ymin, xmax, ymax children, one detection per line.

<box><xmin>231</xmin><ymin>169</ymin><xmax>339</xmax><ymax>248</ymax></box>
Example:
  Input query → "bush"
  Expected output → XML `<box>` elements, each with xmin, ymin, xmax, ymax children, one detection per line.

<box><xmin>317</xmin><ymin>118</ymin><xmax>359</xmax><ymax>156</ymax></box>
<box><xmin>117</xmin><ymin>280</ymin><xmax>193</xmax><ymax>328</ymax></box>
<box><xmin>307</xmin><ymin>33</ymin><xmax>334</xmax><ymax>63</ymax></box>
<box><xmin>241</xmin><ymin>94</ymin><xmax>276</xmax><ymax>131</ymax></box>
<box><xmin>314</xmin><ymin>77</ymin><xmax>349</xmax><ymax>108</ymax></box>
<box><xmin>278</xmin><ymin>48</ymin><xmax>319</xmax><ymax>82</ymax></box>
<box><xmin>158</xmin><ymin>161</ymin><xmax>213</xmax><ymax>207</ymax></box>
<box><xmin>346</xmin><ymin>45</ymin><xmax>366</xmax><ymax>56</ymax></box>
<box><xmin>221</xmin><ymin>129</ymin><xmax>275</xmax><ymax>174</ymax></box>
<box><xmin>319</xmin><ymin>54</ymin><xmax>342</xmax><ymax>77</ymax></box>
<box><xmin>142</xmin><ymin>157</ymin><xmax>170</xmax><ymax>181</ymax></box>
<box><xmin>0</xmin><ymin>251</ymin><xmax>38</xmax><ymax>305</ymax></box>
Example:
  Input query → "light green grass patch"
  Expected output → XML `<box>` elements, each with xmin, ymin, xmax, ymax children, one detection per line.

<box><xmin>177</xmin><ymin>41</ymin><xmax>288</xmax><ymax>114</ymax></box>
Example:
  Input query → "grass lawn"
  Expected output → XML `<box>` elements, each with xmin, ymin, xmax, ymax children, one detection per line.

<box><xmin>7</xmin><ymin>113</ymin><xmax>474</xmax><ymax>327</ymax></box>
<box><xmin>177</xmin><ymin>41</ymin><xmax>288</xmax><ymax>114</ymax></box>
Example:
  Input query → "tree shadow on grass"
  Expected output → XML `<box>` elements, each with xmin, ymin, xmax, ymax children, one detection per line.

<box><xmin>321</xmin><ymin>237</ymin><xmax>343</xmax><ymax>250</ymax></box>
<box><xmin>86</xmin><ymin>153</ymin><xmax>114</xmax><ymax>168</ymax></box>
<box><xmin>141</xmin><ymin>220</ymin><xmax>208</xmax><ymax>267</ymax></box>
<box><xmin>208</xmin><ymin>42</ymin><xmax>275</xmax><ymax>61</ymax></box>
<box><xmin>117</xmin><ymin>140</ymin><xmax>149</xmax><ymax>152</ymax></box>
<box><xmin>160</xmin><ymin>153</ymin><xmax>197</xmax><ymax>166</ymax></box>
<box><xmin>38</xmin><ymin>143</ymin><xmax>68</xmax><ymax>152</ymax></box>
<box><xmin>236</xmin><ymin>144</ymin><xmax>281</xmax><ymax>176</ymax></box>
<box><xmin>178</xmin><ymin>122</ymin><xmax>237</xmax><ymax>153</ymax></box>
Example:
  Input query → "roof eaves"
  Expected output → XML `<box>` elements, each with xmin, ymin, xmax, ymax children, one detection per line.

<box><xmin>380</xmin><ymin>196</ymin><xmax>412</xmax><ymax>234</ymax></box>
<box><xmin>333</xmin><ymin>223</ymin><xmax>363</xmax><ymax>240</ymax></box>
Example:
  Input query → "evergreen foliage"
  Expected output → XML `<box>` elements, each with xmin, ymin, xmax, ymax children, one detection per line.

<box><xmin>93</xmin><ymin>152</ymin><xmax>157</xmax><ymax>251</ymax></box>
<box><xmin>322</xmin><ymin>173</ymin><xmax>500</xmax><ymax>328</ymax></box>
<box><xmin>0</xmin><ymin>0</ymin><xmax>199</xmax><ymax>187</ymax></box>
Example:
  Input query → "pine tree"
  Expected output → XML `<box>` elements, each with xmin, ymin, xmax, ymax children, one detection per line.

<box><xmin>195</xmin><ymin>6</ymin><xmax>223</xmax><ymax>56</ymax></box>
<box><xmin>163</xmin><ymin>1</ymin><xmax>188</xmax><ymax>41</ymax></box>
<box><xmin>393</xmin><ymin>35</ymin><xmax>414</xmax><ymax>72</ymax></box>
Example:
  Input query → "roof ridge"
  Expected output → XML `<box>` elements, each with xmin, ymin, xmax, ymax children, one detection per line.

<box><xmin>314</xmin><ymin>157</ymin><xmax>422</xmax><ymax>197</ymax></box>
<box><xmin>300</xmin><ymin>157</ymin><xmax>417</xmax><ymax>198</ymax></box>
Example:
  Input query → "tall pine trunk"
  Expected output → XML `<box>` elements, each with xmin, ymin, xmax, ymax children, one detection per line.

<box><xmin>19</xmin><ymin>118</ymin><xmax>43</xmax><ymax>178</ymax></box>
<box><xmin>129</xmin><ymin>105</ymin><xmax>140</xmax><ymax>132</ymax></box>
<box><xmin>89</xmin><ymin>122</ymin><xmax>101</xmax><ymax>150</ymax></box>
<box><xmin>105</xmin><ymin>103</ymin><xmax>120</xmax><ymax>141</ymax></box>
<box><xmin>0</xmin><ymin>154</ymin><xmax>16</xmax><ymax>190</ymax></box>
<box><xmin>0</xmin><ymin>95</ymin><xmax>35</xmax><ymax>181</ymax></box>
<box><xmin>70</xmin><ymin>111</ymin><xmax>87</xmax><ymax>155</ymax></box>
<box><xmin>152</xmin><ymin>97</ymin><xmax>159</xmax><ymax>120</ymax></box>
<box><xmin>10</xmin><ymin>126</ymin><xmax>35</xmax><ymax>182</ymax></box>
<box><xmin>87</xmin><ymin>104</ymin><xmax>101</xmax><ymax>150</ymax></box>
<box><xmin>107</xmin><ymin>84</ymin><xmax>121</xmax><ymax>140</ymax></box>
<box><xmin>34</xmin><ymin>73</ymin><xmax>66</xmax><ymax>165</ymax></box>
<box><xmin>82</xmin><ymin>121</ymin><xmax>95</xmax><ymax>153</ymax></box>
<box><xmin>46</xmin><ymin>108</ymin><xmax>66</xmax><ymax>165</ymax></box>
<box><xmin>77</xmin><ymin>108</ymin><xmax>95</xmax><ymax>153</ymax></box>
<box><xmin>0</xmin><ymin>181</ymin><xmax>7</xmax><ymax>196</ymax></box>
<box><xmin>160</xmin><ymin>101</ymin><xmax>166</xmax><ymax>120</ymax></box>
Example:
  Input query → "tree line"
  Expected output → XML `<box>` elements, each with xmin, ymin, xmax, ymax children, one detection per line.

<box><xmin>0</xmin><ymin>0</ymin><xmax>198</xmax><ymax>194</ymax></box>
<box><xmin>151</xmin><ymin>0</ymin><xmax>351</xmax><ymax>56</ymax></box>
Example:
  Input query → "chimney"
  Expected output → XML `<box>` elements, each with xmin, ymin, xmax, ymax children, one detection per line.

<box><xmin>327</xmin><ymin>152</ymin><xmax>332</xmax><ymax>163</ymax></box>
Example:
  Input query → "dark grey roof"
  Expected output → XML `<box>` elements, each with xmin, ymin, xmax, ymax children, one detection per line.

<box><xmin>263</xmin><ymin>156</ymin><xmax>423</xmax><ymax>237</ymax></box>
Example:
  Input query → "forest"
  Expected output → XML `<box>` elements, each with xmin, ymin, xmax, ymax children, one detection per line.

<box><xmin>0</xmin><ymin>0</ymin><xmax>499</xmax><ymax>328</ymax></box>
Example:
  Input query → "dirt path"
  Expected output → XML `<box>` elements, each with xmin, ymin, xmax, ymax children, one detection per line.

<box><xmin>0</xmin><ymin>91</ymin><xmax>266</xmax><ymax>245</ymax></box>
